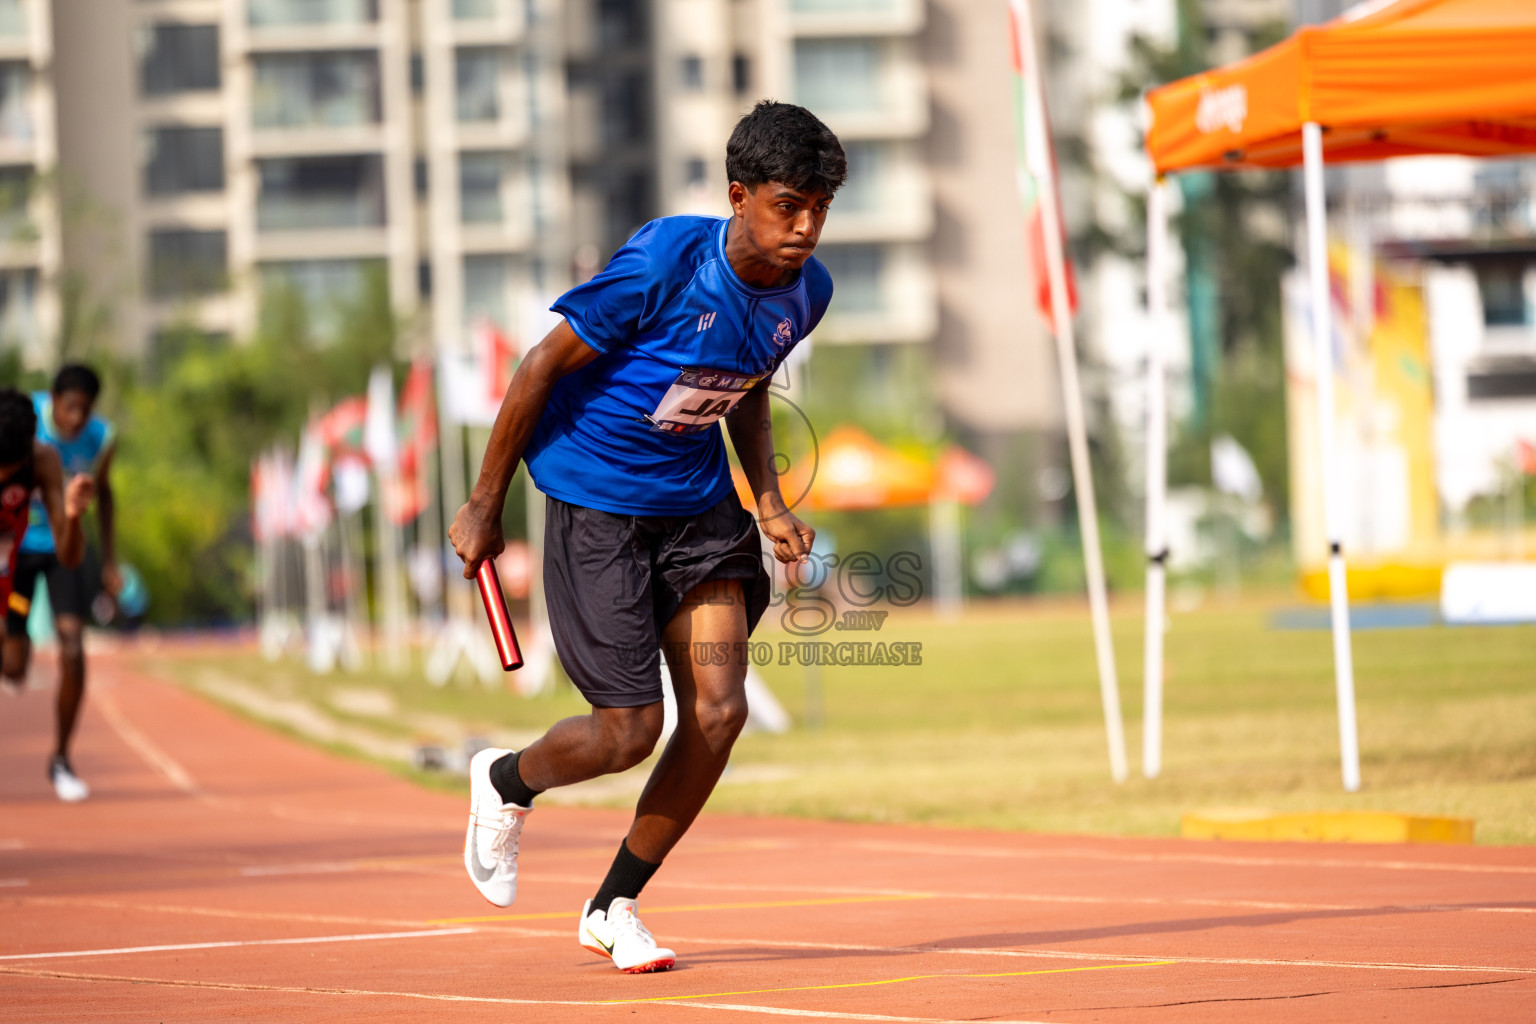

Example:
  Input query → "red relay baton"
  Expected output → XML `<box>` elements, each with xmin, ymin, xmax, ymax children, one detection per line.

<box><xmin>475</xmin><ymin>559</ymin><xmax>524</xmax><ymax>671</ymax></box>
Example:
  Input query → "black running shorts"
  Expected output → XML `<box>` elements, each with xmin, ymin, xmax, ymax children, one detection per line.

<box><xmin>6</xmin><ymin>549</ymin><xmax>93</xmax><ymax>635</ymax></box>
<box><xmin>543</xmin><ymin>493</ymin><xmax>771</xmax><ymax>708</ymax></box>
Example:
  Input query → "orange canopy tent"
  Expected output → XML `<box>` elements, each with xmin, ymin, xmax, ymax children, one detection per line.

<box><xmin>1146</xmin><ymin>0</ymin><xmax>1536</xmax><ymax>174</ymax></box>
<box><xmin>1138</xmin><ymin>0</ymin><xmax>1536</xmax><ymax>792</ymax></box>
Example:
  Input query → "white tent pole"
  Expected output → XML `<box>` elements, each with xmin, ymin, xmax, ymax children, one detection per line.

<box><xmin>1017</xmin><ymin>0</ymin><xmax>1127</xmax><ymax>783</ymax></box>
<box><xmin>1142</xmin><ymin>176</ymin><xmax>1170</xmax><ymax>780</ymax></box>
<box><xmin>1302</xmin><ymin>121</ymin><xmax>1361</xmax><ymax>793</ymax></box>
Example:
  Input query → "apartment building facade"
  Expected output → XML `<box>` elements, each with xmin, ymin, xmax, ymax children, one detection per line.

<box><xmin>0</xmin><ymin>0</ymin><xmax>57</xmax><ymax>365</ymax></box>
<box><xmin>36</xmin><ymin>0</ymin><xmax>566</xmax><ymax>363</ymax></box>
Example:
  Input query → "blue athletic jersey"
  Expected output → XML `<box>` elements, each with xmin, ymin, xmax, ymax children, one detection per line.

<box><xmin>23</xmin><ymin>392</ymin><xmax>113</xmax><ymax>553</ymax></box>
<box><xmin>527</xmin><ymin>215</ymin><xmax>833</xmax><ymax>516</ymax></box>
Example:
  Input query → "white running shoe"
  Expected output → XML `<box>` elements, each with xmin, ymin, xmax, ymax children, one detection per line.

<box><xmin>462</xmin><ymin>747</ymin><xmax>529</xmax><ymax>907</ymax></box>
<box><xmin>50</xmin><ymin>757</ymin><xmax>89</xmax><ymax>803</ymax></box>
<box><xmin>579</xmin><ymin>897</ymin><xmax>676</xmax><ymax>974</ymax></box>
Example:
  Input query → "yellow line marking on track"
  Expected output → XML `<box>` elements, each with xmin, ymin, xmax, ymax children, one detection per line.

<box><xmin>432</xmin><ymin>893</ymin><xmax>933</xmax><ymax>925</ymax></box>
<box><xmin>0</xmin><ymin>966</ymin><xmax>1063</xmax><ymax>1022</ymax></box>
<box><xmin>842</xmin><ymin>840</ymin><xmax>1536</xmax><ymax>876</ymax></box>
<box><xmin>601</xmin><ymin>960</ymin><xmax>1176</xmax><ymax>1004</ymax></box>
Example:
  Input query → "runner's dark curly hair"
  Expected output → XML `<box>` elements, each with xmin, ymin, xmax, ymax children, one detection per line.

<box><xmin>0</xmin><ymin>387</ymin><xmax>36</xmax><ymax>465</ymax></box>
<box><xmin>726</xmin><ymin>101</ymin><xmax>847</xmax><ymax>196</ymax></box>
<box><xmin>53</xmin><ymin>363</ymin><xmax>101</xmax><ymax>400</ymax></box>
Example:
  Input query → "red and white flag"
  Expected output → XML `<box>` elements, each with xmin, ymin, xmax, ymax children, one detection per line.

<box><xmin>1008</xmin><ymin>0</ymin><xmax>1078</xmax><ymax>334</ymax></box>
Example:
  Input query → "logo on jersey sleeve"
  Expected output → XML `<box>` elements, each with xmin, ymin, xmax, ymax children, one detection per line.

<box><xmin>773</xmin><ymin>318</ymin><xmax>794</xmax><ymax>348</ymax></box>
<box><xmin>647</xmin><ymin>367</ymin><xmax>767</xmax><ymax>435</ymax></box>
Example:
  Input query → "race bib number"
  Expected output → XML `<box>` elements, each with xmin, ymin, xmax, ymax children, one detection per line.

<box><xmin>647</xmin><ymin>368</ymin><xmax>766</xmax><ymax>435</ymax></box>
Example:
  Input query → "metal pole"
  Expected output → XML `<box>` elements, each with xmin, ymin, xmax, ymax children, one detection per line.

<box><xmin>1016</xmin><ymin>0</ymin><xmax>1127</xmax><ymax>783</ymax></box>
<box><xmin>1302</xmin><ymin>121</ymin><xmax>1361</xmax><ymax>792</ymax></box>
<box><xmin>1143</xmin><ymin>176</ymin><xmax>1169</xmax><ymax>780</ymax></box>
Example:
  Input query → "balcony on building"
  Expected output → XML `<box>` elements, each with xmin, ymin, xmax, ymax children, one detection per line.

<box><xmin>446</xmin><ymin>0</ymin><xmax>527</xmax><ymax>47</ymax></box>
<box><xmin>255</xmin><ymin>153</ymin><xmax>389</xmax><ymax>259</ymax></box>
<box><xmin>0</xmin><ymin>0</ymin><xmax>28</xmax><ymax>61</ymax></box>
<box><xmin>0</xmin><ymin>163</ymin><xmax>35</xmax><ymax>268</ymax></box>
<box><xmin>792</xmin><ymin>36</ymin><xmax>927</xmax><ymax>140</ymax></box>
<box><xmin>818</xmin><ymin>140</ymin><xmax>931</xmax><ymax>244</ymax></box>
<box><xmin>258</xmin><ymin>256</ymin><xmax>385</xmax><ymax>333</ymax></box>
<box><xmin>0</xmin><ymin>60</ymin><xmax>32</xmax><ymax>164</ymax></box>
<box><xmin>787</xmin><ymin>0</ymin><xmax>924</xmax><ymax>38</ymax></box>
<box><xmin>0</xmin><ymin>265</ymin><xmax>38</xmax><ymax>356</ymax></box>
<box><xmin>813</xmin><ymin>241</ymin><xmax>935</xmax><ymax>344</ymax></box>
<box><xmin>247</xmin><ymin>0</ymin><xmax>382</xmax><ymax>51</ymax></box>
<box><xmin>458</xmin><ymin>150</ymin><xmax>533</xmax><ymax>252</ymax></box>
<box><xmin>138</xmin><ymin>21</ymin><xmax>224</xmax><ymax>122</ymax></box>
<box><xmin>453</xmin><ymin>46</ymin><xmax>531</xmax><ymax>149</ymax></box>
<box><xmin>250</xmin><ymin>49</ymin><xmax>385</xmax><ymax>155</ymax></box>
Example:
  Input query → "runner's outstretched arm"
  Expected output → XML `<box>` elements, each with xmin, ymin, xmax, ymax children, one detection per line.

<box><xmin>95</xmin><ymin>442</ymin><xmax>120</xmax><ymax>594</ymax></box>
<box><xmin>35</xmin><ymin>444</ymin><xmax>93</xmax><ymax>569</ymax></box>
<box><xmin>725</xmin><ymin>385</ymin><xmax>813</xmax><ymax>564</ymax></box>
<box><xmin>450</xmin><ymin>319</ymin><xmax>599</xmax><ymax>576</ymax></box>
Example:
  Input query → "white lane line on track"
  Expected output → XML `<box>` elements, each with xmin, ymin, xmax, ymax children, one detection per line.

<box><xmin>92</xmin><ymin>685</ymin><xmax>200</xmax><ymax>795</ymax></box>
<box><xmin>239</xmin><ymin>862</ymin><xmax>360</xmax><ymax>877</ymax></box>
<box><xmin>841</xmin><ymin>840</ymin><xmax>1536</xmax><ymax>876</ymax></box>
<box><xmin>0</xmin><ymin>966</ymin><xmax>1059</xmax><ymax>1023</ymax></box>
<box><xmin>0</xmin><ymin>927</ymin><xmax>476</xmax><ymax>961</ymax></box>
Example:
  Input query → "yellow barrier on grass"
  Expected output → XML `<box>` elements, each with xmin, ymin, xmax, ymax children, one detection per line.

<box><xmin>1182</xmin><ymin>809</ymin><xmax>1474</xmax><ymax>845</ymax></box>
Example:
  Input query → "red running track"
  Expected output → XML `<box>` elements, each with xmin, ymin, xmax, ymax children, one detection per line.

<box><xmin>1</xmin><ymin>656</ymin><xmax>1533</xmax><ymax>1022</ymax></box>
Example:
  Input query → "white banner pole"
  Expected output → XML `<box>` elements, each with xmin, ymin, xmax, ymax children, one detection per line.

<box><xmin>1143</xmin><ymin>175</ymin><xmax>1169</xmax><ymax>780</ymax></box>
<box><xmin>1015</xmin><ymin>0</ymin><xmax>1127</xmax><ymax>783</ymax></box>
<box><xmin>1302</xmin><ymin>121</ymin><xmax>1361</xmax><ymax>792</ymax></box>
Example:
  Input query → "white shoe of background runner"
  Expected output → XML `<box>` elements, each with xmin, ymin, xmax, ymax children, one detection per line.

<box><xmin>463</xmin><ymin>747</ymin><xmax>529</xmax><ymax>906</ymax></box>
<box><xmin>579</xmin><ymin>897</ymin><xmax>676</xmax><ymax>973</ymax></box>
<box><xmin>50</xmin><ymin>757</ymin><xmax>88</xmax><ymax>803</ymax></box>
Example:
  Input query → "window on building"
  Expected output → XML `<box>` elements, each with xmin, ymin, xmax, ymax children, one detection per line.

<box><xmin>0</xmin><ymin>268</ymin><xmax>38</xmax><ymax>348</ymax></box>
<box><xmin>147</xmin><ymin>229</ymin><xmax>228</xmax><ymax>299</ymax></box>
<box><xmin>815</xmin><ymin>244</ymin><xmax>884</xmax><ymax>314</ymax></box>
<box><xmin>0</xmin><ymin>62</ymin><xmax>30</xmax><ymax>142</ymax></box>
<box><xmin>732</xmin><ymin>54</ymin><xmax>751</xmax><ymax>95</ymax></box>
<box><xmin>248</xmin><ymin>0</ymin><xmax>379</xmax><ymax>27</ymax></box>
<box><xmin>0</xmin><ymin>0</ymin><xmax>25</xmax><ymax>38</ymax></box>
<box><xmin>460</xmin><ymin>152</ymin><xmax>505</xmax><ymax>224</ymax></box>
<box><xmin>605</xmin><ymin>171</ymin><xmax>651</xmax><ymax>249</ymax></box>
<box><xmin>455</xmin><ymin>48</ymin><xmax>501</xmax><ymax>123</ymax></box>
<box><xmin>452</xmin><ymin>0</ymin><xmax>498</xmax><ymax>18</ymax></box>
<box><xmin>684</xmin><ymin>158</ymin><xmax>707</xmax><ymax>189</ymax></box>
<box><xmin>679</xmin><ymin>55</ymin><xmax>704</xmax><ymax>91</ymax></box>
<box><xmin>600</xmin><ymin>72</ymin><xmax>647</xmax><ymax>146</ymax></box>
<box><xmin>789</xmin><ymin>0</ymin><xmax>900</xmax><ymax>9</ymax></box>
<box><xmin>260</xmin><ymin>258</ymin><xmax>381</xmax><ymax>333</ymax></box>
<box><xmin>140</xmin><ymin>24</ymin><xmax>220</xmax><ymax>96</ymax></box>
<box><xmin>793</xmin><ymin>38</ymin><xmax>880</xmax><ymax>113</ymax></box>
<box><xmin>253</xmin><ymin>51</ymin><xmax>381</xmax><ymax>129</ymax></box>
<box><xmin>835</xmin><ymin>141</ymin><xmax>885</xmax><ymax>212</ymax></box>
<box><xmin>0</xmin><ymin>166</ymin><xmax>29</xmax><ymax>240</ymax></box>
<box><xmin>596</xmin><ymin>0</ymin><xmax>645</xmax><ymax>48</ymax></box>
<box><xmin>463</xmin><ymin>254</ymin><xmax>510</xmax><ymax>330</ymax></box>
<box><xmin>144</xmin><ymin>126</ymin><xmax>225</xmax><ymax>195</ymax></box>
<box><xmin>1477</xmin><ymin>259</ymin><xmax>1534</xmax><ymax>328</ymax></box>
<box><xmin>256</xmin><ymin>155</ymin><xmax>385</xmax><ymax>231</ymax></box>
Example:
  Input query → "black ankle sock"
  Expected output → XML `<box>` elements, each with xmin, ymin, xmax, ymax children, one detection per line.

<box><xmin>590</xmin><ymin>840</ymin><xmax>661</xmax><ymax>917</ymax></box>
<box><xmin>488</xmin><ymin>750</ymin><xmax>541</xmax><ymax>808</ymax></box>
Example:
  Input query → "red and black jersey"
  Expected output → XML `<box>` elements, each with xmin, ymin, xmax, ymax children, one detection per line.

<box><xmin>0</xmin><ymin>458</ymin><xmax>35</xmax><ymax>611</ymax></box>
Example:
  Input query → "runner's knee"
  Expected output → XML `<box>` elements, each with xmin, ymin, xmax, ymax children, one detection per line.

<box><xmin>595</xmin><ymin>704</ymin><xmax>663</xmax><ymax>771</ymax></box>
<box><xmin>694</xmin><ymin>692</ymin><xmax>748</xmax><ymax>749</ymax></box>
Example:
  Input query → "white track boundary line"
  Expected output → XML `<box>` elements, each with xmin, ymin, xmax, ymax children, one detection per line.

<box><xmin>92</xmin><ymin>685</ymin><xmax>200</xmax><ymax>795</ymax></box>
<box><xmin>0</xmin><ymin>927</ymin><xmax>475</xmax><ymax>962</ymax></box>
<box><xmin>842</xmin><ymin>840</ymin><xmax>1536</xmax><ymax>876</ymax></box>
<box><xmin>0</xmin><ymin>966</ymin><xmax>1058</xmax><ymax>1022</ymax></box>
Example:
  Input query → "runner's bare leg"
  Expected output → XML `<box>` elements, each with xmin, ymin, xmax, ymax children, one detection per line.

<box><xmin>624</xmin><ymin>578</ymin><xmax>749</xmax><ymax>862</ymax></box>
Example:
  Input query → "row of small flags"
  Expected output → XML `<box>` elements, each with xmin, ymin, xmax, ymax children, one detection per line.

<box><xmin>250</xmin><ymin>320</ymin><xmax>522</xmax><ymax>542</ymax></box>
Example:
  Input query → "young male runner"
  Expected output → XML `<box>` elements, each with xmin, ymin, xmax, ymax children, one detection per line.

<box><xmin>450</xmin><ymin>101</ymin><xmax>844</xmax><ymax>973</ymax></box>
<box><xmin>2</xmin><ymin>366</ymin><xmax>116</xmax><ymax>802</ymax></box>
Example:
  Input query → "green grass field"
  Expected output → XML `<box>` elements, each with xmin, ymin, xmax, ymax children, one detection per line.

<box><xmin>141</xmin><ymin>596</ymin><xmax>1536</xmax><ymax>844</ymax></box>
